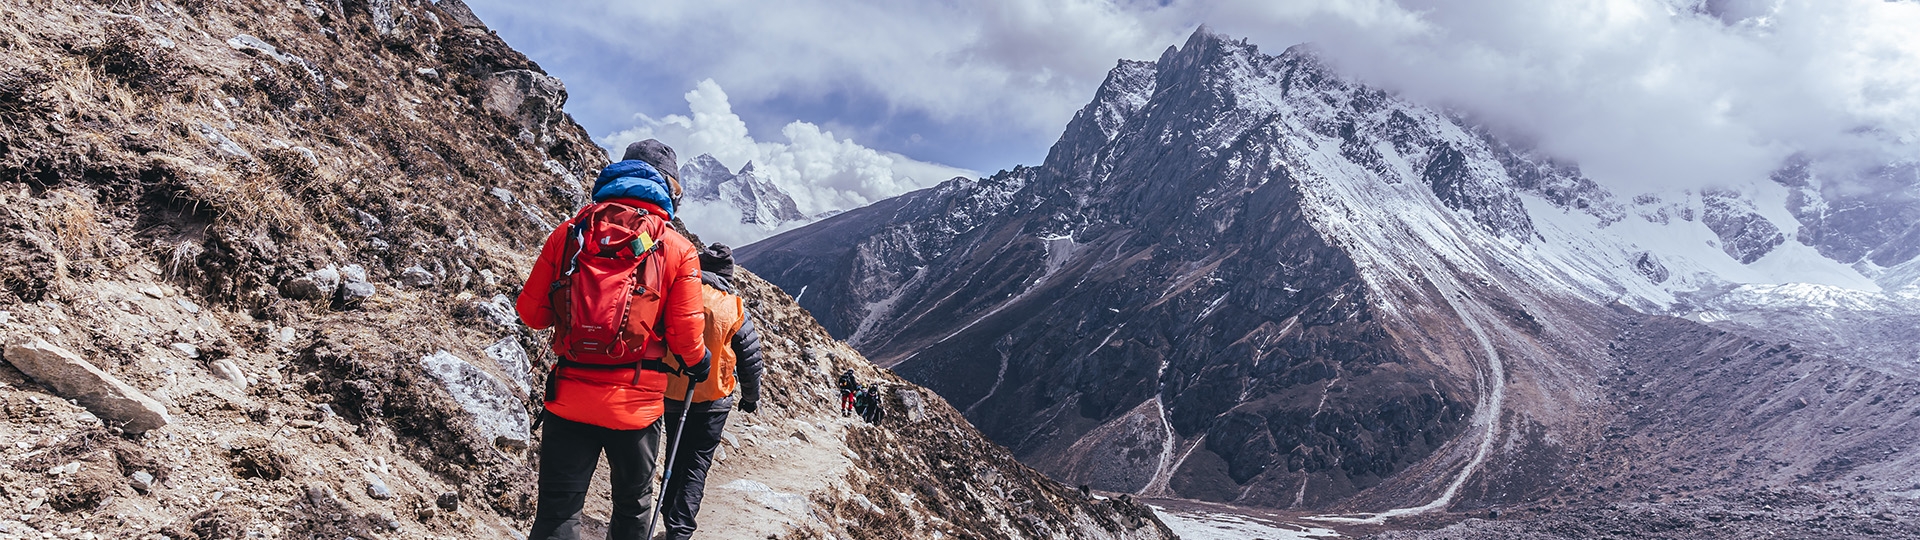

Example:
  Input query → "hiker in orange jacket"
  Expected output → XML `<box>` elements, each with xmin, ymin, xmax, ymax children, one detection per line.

<box><xmin>658</xmin><ymin>243</ymin><xmax>765</xmax><ymax>540</ymax></box>
<box><xmin>517</xmin><ymin>139</ymin><xmax>709</xmax><ymax>540</ymax></box>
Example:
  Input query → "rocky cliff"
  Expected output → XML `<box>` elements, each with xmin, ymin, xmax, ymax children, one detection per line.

<box><xmin>740</xmin><ymin>27</ymin><xmax>1920</xmax><ymax>532</ymax></box>
<box><xmin>0</xmin><ymin>0</ymin><xmax>1173</xmax><ymax>538</ymax></box>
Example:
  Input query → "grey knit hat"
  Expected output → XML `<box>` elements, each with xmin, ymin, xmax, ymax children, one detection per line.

<box><xmin>622</xmin><ymin>139</ymin><xmax>679</xmax><ymax>177</ymax></box>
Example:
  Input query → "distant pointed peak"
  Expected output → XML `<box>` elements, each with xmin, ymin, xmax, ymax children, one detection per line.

<box><xmin>683</xmin><ymin>153</ymin><xmax>734</xmax><ymax>175</ymax></box>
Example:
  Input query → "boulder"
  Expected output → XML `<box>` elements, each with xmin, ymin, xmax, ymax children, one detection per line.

<box><xmin>400</xmin><ymin>266</ymin><xmax>435</xmax><ymax>288</ymax></box>
<box><xmin>129</xmin><ymin>471</ymin><xmax>155</xmax><ymax>494</ymax></box>
<box><xmin>4</xmin><ymin>340</ymin><xmax>170</xmax><ymax>434</ymax></box>
<box><xmin>419</xmin><ymin>351</ymin><xmax>530</xmax><ymax>450</ymax></box>
<box><xmin>472</xmin><ymin>295</ymin><xmax>517</xmax><ymax>328</ymax></box>
<box><xmin>282</xmin><ymin>265</ymin><xmax>341</xmax><ymax>300</ymax></box>
<box><xmin>432</xmin><ymin>0</ymin><xmax>489</xmax><ymax>28</ymax></box>
<box><xmin>898</xmin><ymin>389</ymin><xmax>928</xmax><ymax>422</ymax></box>
<box><xmin>210</xmin><ymin>359</ymin><xmax>247</xmax><ymax>389</ymax></box>
<box><xmin>364</xmin><ymin>471</ymin><xmax>393</xmax><ymax>500</ymax></box>
<box><xmin>193</xmin><ymin>122</ymin><xmax>252</xmax><ymax>160</ymax></box>
<box><xmin>482</xmin><ymin>70</ymin><xmax>567</xmax><ymax>133</ymax></box>
<box><xmin>337</xmin><ymin>264</ymin><xmax>375</xmax><ymax>305</ymax></box>
<box><xmin>482</xmin><ymin>337</ymin><xmax>533</xmax><ymax>394</ymax></box>
<box><xmin>338</xmin><ymin>281</ymin><xmax>376</xmax><ymax>305</ymax></box>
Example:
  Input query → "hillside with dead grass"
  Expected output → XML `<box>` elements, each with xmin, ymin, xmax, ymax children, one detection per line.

<box><xmin>0</xmin><ymin>0</ymin><xmax>1174</xmax><ymax>538</ymax></box>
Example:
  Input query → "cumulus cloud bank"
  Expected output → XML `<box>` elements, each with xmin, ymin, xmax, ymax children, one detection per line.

<box><xmin>1191</xmin><ymin>0</ymin><xmax>1920</xmax><ymax>191</ymax></box>
<box><xmin>476</xmin><ymin>0</ymin><xmax>1920</xmax><ymax>198</ymax></box>
<box><xmin>601</xmin><ymin>79</ymin><xmax>975</xmax><ymax>217</ymax></box>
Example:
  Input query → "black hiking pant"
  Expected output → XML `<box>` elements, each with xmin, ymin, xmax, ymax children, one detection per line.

<box><xmin>660</xmin><ymin>399</ymin><xmax>732</xmax><ymax>540</ymax></box>
<box><xmin>528</xmin><ymin>412</ymin><xmax>662</xmax><ymax>540</ymax></box>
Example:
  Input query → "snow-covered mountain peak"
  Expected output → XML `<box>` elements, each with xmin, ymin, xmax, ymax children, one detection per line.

<box><xmin>740</xmin><ymin>27</ymin><xmax>1920</xmax><ymax>519</ymax></box>
<box><xmin>674</xmin><ymin>153</ymin><xmax>811</xmax><ymax>246</ymax></box>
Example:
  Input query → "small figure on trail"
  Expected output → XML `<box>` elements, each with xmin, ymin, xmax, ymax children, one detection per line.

<box><xmin>838</xmin><ymin>369</ymin><xmax>859</xmax><ymax>417</ymax></box>
<box><xmin>856</xmin><ymin>384</ymin><xmax>884</xmax><ymax>424</ymax></box>
<box><xmin>657</xmin><ymin>242</ymin><xmax>766</xmax><ymax>540</ymax></box>
<box><xmin>516</xmin><ymin>139</ymin><xmax>711</xmax><ymax>540</ymax></box>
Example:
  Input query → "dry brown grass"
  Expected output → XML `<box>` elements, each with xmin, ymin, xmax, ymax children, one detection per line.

<box><xmin>45</xmin><ymin>188</ymin><xmax>104</xmax><ymax>256</ymax></box>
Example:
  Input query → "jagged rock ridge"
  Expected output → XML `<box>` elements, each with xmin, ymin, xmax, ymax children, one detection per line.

<box><xmin>678</xmin><ymin>154</ymin><xmax>809</xmax><ymax>227</ymax></box>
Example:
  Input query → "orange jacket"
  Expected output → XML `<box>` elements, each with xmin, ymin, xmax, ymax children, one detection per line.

<box><xmin>516</xmin><ymin>199</ymin><xmax>708</xmax><ymax>430</ymax></box>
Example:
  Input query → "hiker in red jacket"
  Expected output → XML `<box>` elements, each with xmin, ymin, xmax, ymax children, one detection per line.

<box><xmin>517</xmin><ymin>140</ymin><xmax>709</xmax><ymax>540</ymax></box>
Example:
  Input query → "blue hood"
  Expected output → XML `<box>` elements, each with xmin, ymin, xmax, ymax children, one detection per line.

<box><xmin>592</xmin><ymin>160</ymin><xmax>676</xmax><ymax>217</ymax></box>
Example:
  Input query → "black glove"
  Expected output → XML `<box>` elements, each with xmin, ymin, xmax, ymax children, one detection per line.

<box><xmin>738</xmin><ymin>400</ymin><xmax>758</xmax><ymax>414</ymax></box>
<box><xmin>683</xmin><ymin>351</ymin><xmax>712</xmax><ymax>383</ymax></box>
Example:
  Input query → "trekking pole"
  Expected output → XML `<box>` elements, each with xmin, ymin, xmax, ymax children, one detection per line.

<box><xmin>643</xmin><ymin>378</ymin><xmax>699</xmax><ymax>540</ymax></box>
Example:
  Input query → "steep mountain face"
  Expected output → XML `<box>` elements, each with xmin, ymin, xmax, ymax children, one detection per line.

<box><xmin>678</xmin><ymin>154</ymin><xmax>809</xmax><ymax>227</ymax></box>
<box><xmin>0</xmin><ymin>1</ymin><xmax>1173</xmax><ymax>538</ymax></box>
<box><xmin>741</xmin><ymin>27</ymin><xmax>1920</xmax><ymax>520</ymax></box>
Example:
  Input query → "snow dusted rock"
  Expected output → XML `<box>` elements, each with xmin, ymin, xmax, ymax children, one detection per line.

<box><xmin>677</xmin><ymin>155</ymin><xmax>808</xmax><ymax>227</ymax></box>
<box><xmin>365</xmin><ymin>0</ymin><xmax>410</xmax><ymax>36</ymax></box>
<box><xmin>482</xmin><ymin>337</ymin><xmax>533</xmax><ymax>395</ymax></box>
<box><xmin>1702</xmin><ymin>189</ymin><xmax>1786</xmax><ymax>263</ymax></box>
<box><xmin>3</xmin><ymin>340</ymin><xmax>170</xmax><ymax>434</ymax></box>
<box><xmin>225</xmin><ymin>34</ymin><xmax>322</xmax><ymax>83</ymax></box>
<box><xmin>419</xmin><ymin>350</ymin><xmax>530</xmax><ymax>450</ymax></box>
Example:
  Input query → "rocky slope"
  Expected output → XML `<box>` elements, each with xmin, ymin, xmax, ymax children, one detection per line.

<box><xmin>0</xmin><ymin>0</ymin><xmax>1172</xmax><ymax>538</ymax></box>
<box><xmin>739</xmin><ymin>26</ymin><xmax>1920</xmax><ymax>531</ymax></box>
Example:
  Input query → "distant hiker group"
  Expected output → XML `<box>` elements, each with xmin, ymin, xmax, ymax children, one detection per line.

<box><xmin>837</xmin><ymin>369</ymin><xmax>885</xmax><ymax>424</ymax></box>
<box><xmin>516</xmin><ymin>140</ymin><xmax>764</xmax><ymax>540</ymax></box>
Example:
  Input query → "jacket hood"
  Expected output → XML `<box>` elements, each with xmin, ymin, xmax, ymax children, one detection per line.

<box><xmin>592</xmin><ymin>160</ymin><xmax>676</xmax><ymax>217</ymax></box>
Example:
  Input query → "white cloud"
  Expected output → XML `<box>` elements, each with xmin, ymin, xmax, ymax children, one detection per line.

<box><xmin>467</xmin><ymin>0</ymin><xmax>1186</xmax><ymax>149</ymax></box>
<box><xmin>671</xmin><ymin>198</ymin><xmax>811</xmax><ymax>248</ymax></box>
<box><xmin>479</xmin><ymin>0</ymin><xmax>1920</xmax><ymax>196</ymax></box>
<box><xmin>1186</xmin><ymin>0</ymin><xmax>1920</xmax><ymax>191</ymax></box>
<box><xmin>601</xmin><ymin>79</ymin><xmax>976</xmax><ymax>217</ymax></box>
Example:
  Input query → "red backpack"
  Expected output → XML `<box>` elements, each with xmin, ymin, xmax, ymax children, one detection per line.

<box><xmin>547</xmin><ymin>201</ymin><xmax>675</xmax><ymax>366</ymax></box>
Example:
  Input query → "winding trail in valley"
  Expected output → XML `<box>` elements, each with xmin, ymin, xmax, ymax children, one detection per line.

<box><xmin>1308</xmin><ymin>284</ymin><xmax>1509</xmax><ymax>524</ymax></box>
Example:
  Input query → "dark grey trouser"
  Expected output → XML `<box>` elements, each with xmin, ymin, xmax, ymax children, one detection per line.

<box><xmin>528</xmin><ymin>412</ymin><xmax>662</xmax><ymax>540</ymax></box>
<box><xmin>660</xmin><ymin>399</ymin><xmax>731</xmax><ymax>540</ymax></box>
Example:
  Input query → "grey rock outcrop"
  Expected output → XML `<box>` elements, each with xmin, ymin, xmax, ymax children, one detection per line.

<box><xmin>483</xmin><ymin>337</ymin><xmax>533</xmax><ymax>395</ymax></box>
<box><xmin>210</xmin><ymin>359</ymin><xmax>248</xmax><ymax>389</ymax></box>
<box><xmin>483</xmin><ymin>70</ymin><xmax>567</xmax><ymax>134</ymax></box>
<box><xmin>194</xmin><ymin>122</ymin><xmax>252</xmax><ymax>160</ymax></box>
<box><xmin>419</xmin><ymin>350</ymin><xmax>530</xmax><ymax>450</ymax></box>
<box><xmin>364</xmin><ymin>471</ymin><xmax>394</xmax><ymax>500</ymax></box>
<box><xmin>4</xmin><ymin>340</ymin><xmax>170</xmax><ymax>434</ymax></box>
<box><xmin>282</xmin><ymin>265</ymin><xmax>342</xmax><ymax>300</ymax></box>
<box><xmin>1703</xmin><ymin>190</ymin><xmax>1786</xmax><ymax>264</ymax></box>
<box><xmin>337</xmin><ymin>264</ymin><xmax>375</xmax><ymax>305</ymax></box>
<box><xmin>400</xmin><ymin>266</ymin><xmax>435</xmax><ymax>288</ymax></box>
<box><xmin>471</xmin><ymin>294</ymin><xmax>517</xmax><ymax>328</ymax></box>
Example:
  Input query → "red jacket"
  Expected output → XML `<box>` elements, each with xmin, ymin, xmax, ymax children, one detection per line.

<box><xmin>516</xmin><ymin>199</ymin><xmax>708</xmax><ymax>430</ymax></box>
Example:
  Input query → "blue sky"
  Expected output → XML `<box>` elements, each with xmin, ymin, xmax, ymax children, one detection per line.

<box><xmin>463</xmin><ymin>0</ymin><xmax>1920</xmax><ymax>216</ymax></box>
